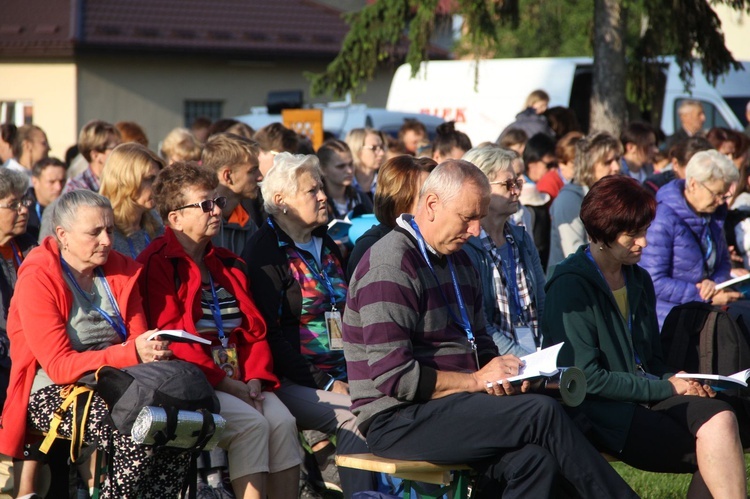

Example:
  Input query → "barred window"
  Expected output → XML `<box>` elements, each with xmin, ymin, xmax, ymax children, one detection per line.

<box><xmin>184</xmin><ymin>100</ymin><xmax>223</xmax><ymax>127</ymax></box>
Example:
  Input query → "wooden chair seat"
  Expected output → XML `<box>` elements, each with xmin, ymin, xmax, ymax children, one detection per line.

<box><xmin>336</xmin><ymin>453</ymin><xmax>472</xmax><ymax>499</ymax></box>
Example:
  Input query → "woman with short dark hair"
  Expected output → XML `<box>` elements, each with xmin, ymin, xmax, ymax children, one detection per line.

<box><xmin>544</xmin><ymin>175</ymin><xmax>747</xmax><ymax>499</ymax></box>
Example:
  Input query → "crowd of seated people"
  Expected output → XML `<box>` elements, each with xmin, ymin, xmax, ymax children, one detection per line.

<box><xmin>1</xmin><ymin>93</ymin><xmax>750</xmax><ymax>499</ymax></box>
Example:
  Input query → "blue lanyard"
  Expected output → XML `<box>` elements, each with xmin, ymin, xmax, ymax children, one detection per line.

<box><xmin>584</xmin><ymin>247</ymin><xmax>641</xmax><ymax>366</ymax></box>
<box><xmin>207</xmin><ymin>273</ymin><xmax>228</xmax><ymax>347</ymax></box>
<box><xmin>704</xmin><ymin>229</ymin><xmax>713</xmax><ymax>263</ymax></box>
<box><xmin>409</xmin><ymin>219</ymin><xmax>478</xmax><ymax>360</ymax></box>
<box><xmin>126</xmin><ymin>233</ymin><xmax>151</xmax><ymax>259</ymax></box>
<box><xmin>292</xmin><ymin>248</ymin><xmax>339</xmax><ymax>311</ymax></box>
<box><xmin>500</xmin><ymin>238</ymin><xmax>524</xmax><ymax>322</ymax></box>
<box><xmin>34</xmin><ymin>202</ymin><xmax>42</xmax><ymax>223</ymax></box>
<box><xmin>267</xmin><ymin>217</ymin><xmax>339</xmax><ymax>311</ymax></box>
<box><xmin>60</xmin><ymin>257</ymin><xmax>127</xmax><ymax>341</ymax></box>
<box><xmin>9</xmin><ymin>240</ymin><xmax>22</xmax><ymax>268</ymax></box>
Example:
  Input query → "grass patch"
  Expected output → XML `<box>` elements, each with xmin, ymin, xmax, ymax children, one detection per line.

<box><xmin>611</xmin><ymin>455</ymin><xmax>750</xmax><ymax>498</ymax></box>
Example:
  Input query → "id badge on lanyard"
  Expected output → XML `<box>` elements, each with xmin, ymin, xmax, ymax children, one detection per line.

<box><xmin>211</xmin><ymin>344</ymin><xmax>240</xmax><ymax>380</ymax></box>
<box><xmin>325</xmin><ymin>309</ymin><xmax>344</xmax><ymax>351</ymax></box>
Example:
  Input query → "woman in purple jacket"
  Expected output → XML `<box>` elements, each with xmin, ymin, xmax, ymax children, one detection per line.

<box><xmin>641</xmin><ymin>150</ymin><xmax>741</xmax><ymax>327</ymax></box>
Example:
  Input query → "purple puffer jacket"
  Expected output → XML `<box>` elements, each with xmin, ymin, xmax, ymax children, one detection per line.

<box><xmin>640</xmin><ymin>179</ymin><xmax>731</xmax><ymax>328</ymax></box>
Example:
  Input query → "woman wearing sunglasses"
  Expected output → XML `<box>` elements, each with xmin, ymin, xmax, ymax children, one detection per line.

<box><xmin>640</xmin><ymin>150</ymin><xmax>742</xmax><ymax>328</ymax></box>
<box><xmin>137</xmin><ymin>162</ymin><xmax>301</xmax><ymax>499</ymax></box>
<box><xmin>243</xmin><ymin>153</ymin><xmax>377</xmax><ymax>498</ymax></box>
<box><xmin>462</xmin><ymin>144</ymin><xmax>546</xmax><ymax>356</ymax></box>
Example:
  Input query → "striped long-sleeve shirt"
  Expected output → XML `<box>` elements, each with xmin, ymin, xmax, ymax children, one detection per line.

<box><xmin>343</xmin><ymin>216</ymin><xmax>498</xmax><ymax>432</ymax></box>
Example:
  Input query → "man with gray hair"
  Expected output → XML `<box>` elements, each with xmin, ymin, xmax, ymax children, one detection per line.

<box><xmin>665</xmin><ymin>99</ymin><xmax>706</xmax><ymax>151</ymax></box>
<box><xmin>343</xmin><ymin>159</ymin><xmax>636</xmax><ymax>497</ymax></box>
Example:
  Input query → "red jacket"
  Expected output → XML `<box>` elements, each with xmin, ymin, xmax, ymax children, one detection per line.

<box><xmin>536</xmin><ymin>168</ymin><xmax>565</xmax><ymax>201</ymax></box>
<box><xmin>137</xmin><ymin>228</ymin><xmax>278</xmax><ymax>389</ymax></box>
<box><xmin>0</xmin><ymin>237</ymin><xmax>144</xmax><ymax>458</ymax></box>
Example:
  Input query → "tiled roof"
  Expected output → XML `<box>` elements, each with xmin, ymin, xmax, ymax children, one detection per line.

<box><xmin>0</xmin><ymin>0</ymin><xmax>350</xmax><ymax>58</ymax></box>
<box><xmin>0</xmin><ymin>0</ymin><xmax>75</xmax><ymax>57</ymax></box>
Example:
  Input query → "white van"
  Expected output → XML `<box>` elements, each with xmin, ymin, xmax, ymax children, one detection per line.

<box><xmin>235</xmin><ymin>91</ymin><xmax>445</xmax><ymax>140</ymax></box>
<box><xmin>386</xmin><ymin>57</ymin><xmax>750</xmax><ymax>144</ymax></box>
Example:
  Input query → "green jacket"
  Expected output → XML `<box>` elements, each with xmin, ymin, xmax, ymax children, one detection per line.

<box><xmin>542</xmin><ymin>246</ymin><xmax>674</xmax><ymax>452</ymax></box>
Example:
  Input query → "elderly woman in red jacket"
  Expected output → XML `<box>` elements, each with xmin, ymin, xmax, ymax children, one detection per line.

<box><xmin>137</xmin><ymin>161</ymin><xmax>300</xmax><ymax>499</ymax></box>
<box><xmin>0</xmin><ymin>189</ymin><xmax>181</xmax><ymax>498</ymax></box>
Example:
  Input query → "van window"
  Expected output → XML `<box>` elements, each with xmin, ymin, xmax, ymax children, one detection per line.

<box><xmin>724</xmin><ymin>97</ymin><xmax>750</xmax><ymax>127</ymax></box>
<box><xmin>673</xmin><ymin>98</ymin><xmax>729</xmax><ymax>132</ymax></box>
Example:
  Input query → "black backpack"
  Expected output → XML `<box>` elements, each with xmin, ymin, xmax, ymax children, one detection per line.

<box><xmin>90</xmin><ymin>360</ymin><xmax>220</xmax><ymax>436</ymax></box>
<box><xmin>661</xmin><ymin>301</ymin><xmax>750</xmax><ymax>396</ymax></box>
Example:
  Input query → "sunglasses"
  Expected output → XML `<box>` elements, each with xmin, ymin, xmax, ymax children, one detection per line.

<box><xmin>174</xmin><ymin>196</ymin><xmax>227</xmax><ymax>213</ymax></box>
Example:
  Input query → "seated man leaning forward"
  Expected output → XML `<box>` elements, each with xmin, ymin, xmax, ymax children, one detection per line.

<box><xmin>343</xmin><ymin>160</ymin><xmax>637</xmax><ymax>498</ymax></box>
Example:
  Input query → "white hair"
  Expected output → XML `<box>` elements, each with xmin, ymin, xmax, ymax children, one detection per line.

<box><xmin>261</xmin><ymin>152</ymin><xmax>322</xmax><ymax>217</ymax></box>
<box><xmin>685</xmin><ymin>150</ymin><xmax>739</xmax><ymax>184</ymax></box>
<box><xmin>462</xmin><ymin>144</ymin><xmax>519</xmax><ymax>181</ymax></box>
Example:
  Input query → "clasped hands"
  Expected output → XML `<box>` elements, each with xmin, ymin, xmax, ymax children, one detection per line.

<box><xmin>669</xmin><ymin>372</ymin><xmax>717</xmax><ymax>398</ymax></box>
<box><xmin>473</xmin><ymin>355</ymin><xmax>531</xmax><ymax>397</ymax></box>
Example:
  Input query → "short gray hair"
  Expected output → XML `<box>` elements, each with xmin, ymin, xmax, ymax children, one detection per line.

<box><xmin>678</xmin><ymin>99</ymin><xmax>703</xmax><ymax>115</ymax></box>
<box><xmin>685</xmin><ymin>150</ymin><xmax>739</xmax><ymax>184</ymax></box>
<box><xmin>52</xmin><ymin>190</ymin><xmax>112</xmax><ymax>232</ymax></box>
<box><xmin>419</xmin><ymin>159</ymin><xmax>490</xmax><ymax>206</ymax></box>
<box><xmin>261</xmin><ymin>152</ymin><xmax>323</xmax><ymax>217</ymax></box>
<box><xmin>462</xmin><ymin>144</ymin><xmax>519</xmax><ymax>181</ymax></box>
<box><xmin>0</xmin><ymin>169</ymin><xmax>30</xmax><ymax>200</ymax></box>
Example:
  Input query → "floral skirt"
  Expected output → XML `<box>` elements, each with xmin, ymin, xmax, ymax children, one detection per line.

<box><xmin>28</xmin><ymin>384</ymin><xmax>191</xmax><ymax>498</ymax></box>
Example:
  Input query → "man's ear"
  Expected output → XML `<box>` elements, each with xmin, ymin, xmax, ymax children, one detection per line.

<box><xmin>218</xmin><ymin>166</ymin><xmax>232</xmax><ymax>186</ymax></box>
<box><xmin>424</xmin><ymin>192</ymin><xmax>439</xmax><ymax>222</ymax></box>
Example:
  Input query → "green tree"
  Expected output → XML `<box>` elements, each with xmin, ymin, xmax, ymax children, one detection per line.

<box><xmin>309</xmin><ymin>0</ymin><xmax>748</xmax><ymax>136</ymax></box>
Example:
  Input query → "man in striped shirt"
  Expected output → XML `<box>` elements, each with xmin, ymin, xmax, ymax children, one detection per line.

<box><xmin>343</xmin><ymin>160</ymin><xmax>636</xmax><ymax>498</ymax></box>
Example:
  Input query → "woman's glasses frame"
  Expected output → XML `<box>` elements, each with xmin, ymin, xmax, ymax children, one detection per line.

<box><xmin>174</xmin><ymin>196</ymin><xmax>228</xmax><ymax>213</ymax></box>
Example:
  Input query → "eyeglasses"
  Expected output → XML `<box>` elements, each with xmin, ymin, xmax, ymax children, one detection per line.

<box><xmin>174</xmin><ymin>196</ymin><xmax>227</xmax><ymax>213</ymax></box>
<box><xmin>489</xmin><ymin>178</ymin><xmax>524</xmax><ymax>193</ymax></box>
<box><xmin>699</xmin><ymin>182</ymin><xmax>731</xmax><ymax>202</ymax></box>
<box><xmin>0</xmin><ymin>197</ymin><xmax>33</xmax><ymax>213</ymax></box>
<box><xmin>363</xmin><ymin>144</ymin><xmax>384</xmax><ymax>153</ymax></box>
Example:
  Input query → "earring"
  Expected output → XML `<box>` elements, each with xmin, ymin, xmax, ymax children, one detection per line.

<box><xmin>599</xmin><ymin>246</ymin><xmax>604</xmax><ymax>251</ymax></box>
<box><xmin>283</xmin><ymin>207</ymin><xmax>287</xmax><ymax>215</ymax></box>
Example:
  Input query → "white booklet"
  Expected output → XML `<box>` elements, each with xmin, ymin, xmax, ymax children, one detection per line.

<box><xmin>675</xmin><ymin>369</ymin><xmax>750</xmax><ymax>390</ymax></box>
<box><xmin>715</xmin><ymin>273</ymin><xmax>750</xmax><ymax>291</ymax></box>
<box><xmin>147</xmin><ymin>329</ymin><xmax>211</xmax><ymax>345</ymax></box>
<box><xmin>503</xmin><ymin>342</ymin><xmax>564</xmax><ymax>383</ymax></box>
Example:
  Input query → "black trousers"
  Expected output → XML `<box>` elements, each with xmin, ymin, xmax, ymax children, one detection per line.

<box><xmin>365</xmin><ymin>393</ymin><xmax>637</xmax><ymax>499</ymax></box>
